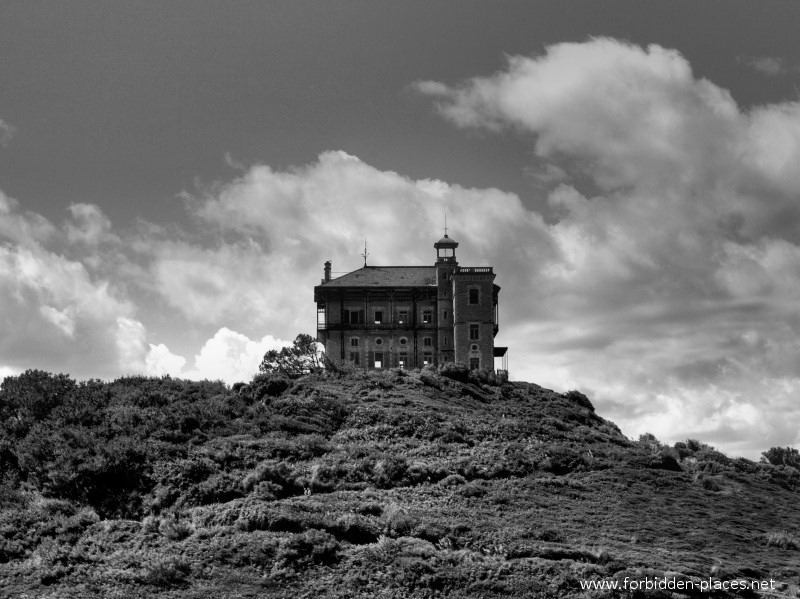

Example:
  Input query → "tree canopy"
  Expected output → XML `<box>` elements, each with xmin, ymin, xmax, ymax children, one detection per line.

<box><xmin>258</xmin><ymin>334</ymin><xmax>323</xmax><ymax>378</ymax></box>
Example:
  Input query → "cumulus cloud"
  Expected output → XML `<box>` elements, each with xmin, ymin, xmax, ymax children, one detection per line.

<box><xmin>150</xmin><ymin>150</ymin><xmax>554</xmax><ymax>341</ymax></box>
<box><xmin>738</xmin><ymin>55</ymin><xmax>791</xmax><ymax>77</ymax></box>
<box><xmin>414</xmin><ymin>37</ymin><xmax>800</xmax><ymax>456</ymax></box>
<box><xmin>182</xmin><ymin>328</ymin><xmax>289</xmax><ymax>384</ymax></box>
<box><xmin>0</xmin><ymin>213</ymin><xmax>142</xmax><ymax>379</ymax></box>
<box><xmin>0</xmin><ymin>119</ymin><xmax>15</xmax><ymax>148</ymax></box>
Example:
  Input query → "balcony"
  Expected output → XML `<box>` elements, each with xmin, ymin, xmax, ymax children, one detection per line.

<box><xmin>318</xmin><ymin>322</ymin><xmax>437</xmax><ymax>332</ymax></box>
<box><xmin>456</xmin><ymin>267</ymin><xmax>493</xmax><ymax>275</ymax></box>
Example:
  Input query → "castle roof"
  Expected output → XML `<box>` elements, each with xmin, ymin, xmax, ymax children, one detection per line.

<box><xmin>434</xmin><ymin>234</ymin><xmax>458</xmax><ymax>248</ymax></box>
<box><xmin>317</xmin><ymin>266</ymin><xmax>436</xmax><ymax>288</ymax></box>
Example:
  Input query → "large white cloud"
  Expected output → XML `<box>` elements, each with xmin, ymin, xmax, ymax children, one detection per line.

<box><xmin>0</xmin><ymin>196</ymin><xmax>142</xmax><ymax>379</ymax></box>
<box><xmin>144</xmin><ymin>150</ymin><xmax>555</xmax><ymax>341</ymax></box>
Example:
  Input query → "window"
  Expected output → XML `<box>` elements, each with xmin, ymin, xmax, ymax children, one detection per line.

<box><xmin>374</xmin><ymin>310</ymin><xmax>383</xmax><ymax>324</ymax></box>
<box><xmin>444</xmin><ymin>336</ymin><xmax>448</xmax><ymax>347</ymax></box>
<box><xmin>399</xmin><ymin>353</ymin><xmax>407</xmax><ymax>369</ymax></box>
<box><xmin>469</xmin><ymin>289</ymin><xmax>479</xmax><ymax>304</ymax></box>
<box><xmin>399</xmin><ymin>337</ymin><xmax>408</xmax><ymax>346</ymax></box>
<box><xmin>398</xmin><ymin>310</ymin><xmax>409</xmax><ymax>324</ymax></box>
<box><xmin>374</xmin><ymin>352</ymin><xmax>384</xmax><ymax>369</ymax></box>
<box><xmin>469</xmin><ymin>358</ymin><xmax>480</xmax><ymax>370</ymax></box>
<box><xmin>422</xmin><ymin>310</ymin><xmax>433</xmax><ymax>323</ymax></box>
<box><xmin>345</xmin><ymin>309</ymin><xmax>364</xmax><ymax>324</ymax></box>
<box><xmin>471</xmin><ymin>344</ymin><xmax>479</xmax><ymax>351</ymax></box>
<box><xmin>423</xmin><ymin>352</ymin><xmax>433</xmax><ymax>366</ymax></box>
<box><xmin>470</xmin><ymin>324</ymin><xmax>480</xmax><ymax>340</ymax></box>
<box><xmin>375</xmin><ymin>337</ymin><xmax>383</xmax><ymax>346</ymax></box>
<box><xmin>350</xmin><ymin>337</ymin><xmax>359</xmax><ymax>347</ymax></box>
<box><xmin>349</xmin><ymin>352</ymin><xmax>360</xmax><ymax>365</ymax></box>
<box><xmin>442</xmin><ymin>310</ymin><xmax>448</xmax><ymax>321</ymax></box>
<box><xmin>423</xmin><ymin>337</ymin><xmax>432</xmax><ymax>347</ymax></box>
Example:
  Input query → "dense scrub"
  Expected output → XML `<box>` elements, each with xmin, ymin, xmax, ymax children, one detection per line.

<box><xmin>2</xmin><ymin>367</ymin><xmax>799</xmax><ymax>597</ymax></box>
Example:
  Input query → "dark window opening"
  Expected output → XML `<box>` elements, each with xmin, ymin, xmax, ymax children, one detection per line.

<box><xmin>345</xmin><ymin>309</ymin><xmax>364</xmax><ymax>324</ymax></box>
<box><xmin>469</xmin><ymin>289</ymin><xmax>479</xmax><ymax>304</ymax></box>
<box><xmin>470</xmin><ymin>324</ymin><xmax>480</xmax><ymax>340</ymax></box>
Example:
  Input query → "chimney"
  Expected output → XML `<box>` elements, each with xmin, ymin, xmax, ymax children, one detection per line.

<box><xmin>324</xmin><ymin>260</ymin><xmax>331</xmax><ymax>282</ymax></box>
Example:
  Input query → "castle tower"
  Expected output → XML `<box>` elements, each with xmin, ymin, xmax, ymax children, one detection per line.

<box><xmin>434</xmin><ymin>234</ymin><xmax>458</xmax><ymax>364</ymax></box>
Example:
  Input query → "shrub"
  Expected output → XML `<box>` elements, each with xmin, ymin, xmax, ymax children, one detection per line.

<box><xmin>275</xmin><ymin>529</ymin><xmax>340</xmax><ymax>570</ymax></box>
<box><xmin>459</xmin><ymin>481</ymin><xmax>487</xmax><ymax>498</ymax></box>
<box><xmin>438</xmin><ymin>362</ymin><xmax>471</xmax><ymax>383</ymax></box>
<box><xmin>765</xmin><ymin>531</ymin><xmax>799</xmax><ymax>549</ymax></box>
<box><xmin>564</xmin><ymin>390</ymin><xmax>595</xmax><ymax>412</ymax></box>
<box><xmin>373</xmin><ymin>456</ymin><xmax>409</xmax><ymax>488</ymax></box>
<box><xmin>439</xmin><ymin>474</ymin><xmax>466</xmax><ymax>488</ymax></box>
<box><xmin>248</xmin><ymin>373</ymin><xmax>292</xmax><ymax>402</ymax></box>
<box><xmin>159</xmin><ymin>514</ymin><xmax>193</xmax><ymax>540</ymax></box>
<box><xmin>383</xmin><ymin>504</ymin><xmax>420</xmax><ymax>537</ymax></box>
<box><xmin>143</xmin><ymin>555</ymin><xmax>192</xmax><ymax>586</ymax></box>
<box><xmin>762</xmin><ymin>446</ymin><xmax>800</xmax><ymax>469</ymax></box>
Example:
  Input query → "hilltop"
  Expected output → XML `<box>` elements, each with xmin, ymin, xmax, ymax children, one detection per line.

<box><xmin>1</xmin><ymin>366</ymin><xmax>799</xmax><ymax>598</ymax></box>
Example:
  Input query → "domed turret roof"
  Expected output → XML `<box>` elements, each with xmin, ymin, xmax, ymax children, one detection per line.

<box><xmin>434</xmin><ymin>234</ymin><xmax>458</xmax><ymax>248</ymax></box>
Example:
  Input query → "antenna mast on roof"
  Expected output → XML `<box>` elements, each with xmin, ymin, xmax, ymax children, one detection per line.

<box><xmin>361</xmin><ymin>237</ymin><xmax>369</xmax><ymax>267</ymax></box>
<box><xmin>444</xmin><ymin>212</ymin><xmax>448</xmax><ymax>237</ymax></box>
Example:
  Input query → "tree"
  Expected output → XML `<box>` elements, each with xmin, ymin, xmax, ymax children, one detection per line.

<box><xmin>761</xmin><ymin>446</ymin><xmax>800</xmax><ymax>469</ymax></box>
<box><xmin>259</xmin><ymin>334</ymin><xmax>323</xmax><ymax>378</ymax></box>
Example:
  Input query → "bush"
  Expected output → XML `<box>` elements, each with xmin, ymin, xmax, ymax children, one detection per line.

<box><xmin>564</xmin><ymin>390</ymin><xmax>594</xmax><ymax>412</ymax></box>
<box><xmin>438</xmin><ymin>362</ymin><xmax>471</xmax><ymax>383</ymax></box>
<box><xmin>143</xmin><ymin>555</ymin><xmax>192</xmax><ymax>586</ymax></box>
<box><xmin>159</xmin><ymin>514</ymin><xmax>193</xmax><ymax>540</ymax></box>
<box><xmin>762</xmin><ymin>446</ymin><xmax>800</xmax><ymax>469</ymax></box>
<box><xmin>248</xmin><ymin>374</ymin><xmax>292</xmax><ymax>402</ymax></box>
<box><xmin>439</xmin><ymin>474</ymin><xmax>466</xmax><ymax>488</ymax></box>
<box><xmin>765</xmin><ymin>531</ymin><xmax>799</xmax><ymax>549</ymax></box>
<box><xmin>275</xmin><ymin>529</ymin><xmax>340</xmax><ymax>570</ymax></box>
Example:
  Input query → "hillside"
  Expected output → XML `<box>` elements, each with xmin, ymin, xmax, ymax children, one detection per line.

<box><xmin>1</xmin><ymin>366</ymin><xmax>799</xmax><ymax>598</ymax></box>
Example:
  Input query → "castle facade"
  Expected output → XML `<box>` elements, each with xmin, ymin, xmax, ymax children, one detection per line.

<box><xmin>314</xmin><ymin>234</ymin><xmax>505</xmax><ymax>371</ymax></box>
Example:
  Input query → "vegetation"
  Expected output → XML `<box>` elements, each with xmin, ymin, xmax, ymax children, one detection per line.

<box><xmin>258</xmin><ymin>333</ymin><xmax>324</xmax><ymax>378</ymax></box>
<box><xmin>1</xmin><ymin>366</ymin><xmax>799</xmax><ymax>597</ymax></box>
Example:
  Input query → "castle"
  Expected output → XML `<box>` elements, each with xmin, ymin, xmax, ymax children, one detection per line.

<box><xmin>314</xmin><ymin>233</ymin><xmax>507</xmax><ymax>373</ymax></box>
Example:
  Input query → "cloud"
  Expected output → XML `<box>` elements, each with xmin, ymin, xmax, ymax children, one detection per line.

<box><xmin>415</xmin><ymin>37</ymin><xmax>800</xmax><ymax>457</ymax></box>
<box><xmin>144</xmin><ymin>343</ymin><xmax>187</xmax><ymax>377</ymax></box>
<box><xmin>738</xmin><ymin>55</ymin><xmax>791</xmax><ymax>77</ymax></box>
<box><xmin>183</xmin><ymin>328</ymin><xmax>289</xmax><ymax>384</ymax></box>
<box><xmin>150</xmin><ymin>150</ymin><xmax>555</xmax><ymax>341</ymax></box>
<box><xmin>0</xmin><ymin>226</ymin><xmax>143</xmax><ymax>379</ymax></box>
<box><xmin>0</xmin><ymin>119</ymin><xmax>15</xmax><ymax>148</ymax></box>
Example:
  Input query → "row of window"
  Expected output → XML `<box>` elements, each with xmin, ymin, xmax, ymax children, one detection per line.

<box><xmin>347</xmin><ymin>352</ymin><xmax>480</xmax><ymax>370</ymax></box>
<box><xmin>340</xmin><ymin>290</ymin><xmax>482</xmax><ymax>327</ymax></box>
<box><xmin>349</xmin><ymin>336</ymin><xmax>435</xmax><ymax>347</ymax></box>
<box><xmin>347</xmin><ymin>325</ymin><xmax>481</xmax><ymax>348</ymax></box>
<box><xmin>343</xmin><ymin>308</ymin><xmax>440</xmax><ymax>325</ymax></box>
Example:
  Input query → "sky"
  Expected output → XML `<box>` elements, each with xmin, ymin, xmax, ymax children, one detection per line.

<box><xmin>2</xmin><ymin>1</ymin><xmax>800</xmax><ymax>458</ymax></box>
